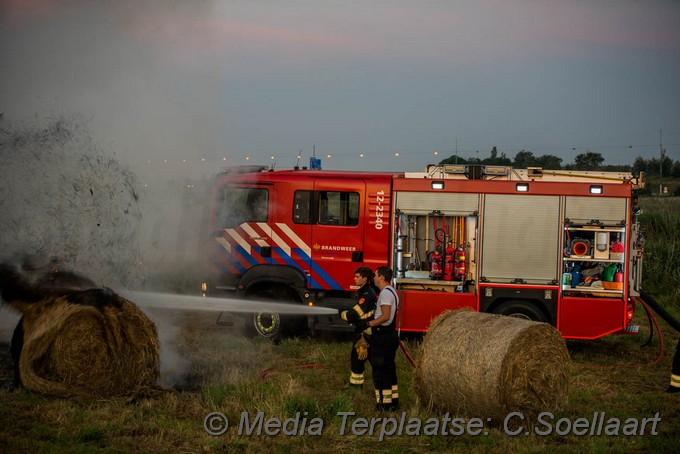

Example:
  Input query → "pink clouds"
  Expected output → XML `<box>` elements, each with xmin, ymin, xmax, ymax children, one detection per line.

<box><xmin>0</xmin><ymin>0</ymin><xmax>62</xmax><ymax>25</ymax></box>
<box><xmin>521</xmin><ymin>0</ymin><xmax>680</xmax><ymax>51</ymax></box>
<box><xmin>3</xmin><ymin>0</ymin><xmax>678</xmax><ymax>69</ymax></box>
<box><xmin>118</xmin><ymin>6</ymin><xmax>372</xmax><ymax>64</ymax></box>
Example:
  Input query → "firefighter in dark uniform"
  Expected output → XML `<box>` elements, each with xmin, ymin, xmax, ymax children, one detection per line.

<box><xmin>358</xmin><ymin>266</ymin><xmax>400</xmax><ymax>410</ymax></box>
<box><xmin>340</xmin><ymin>266</ymin><xmax>377</xmax><ymax>387</ymax></box>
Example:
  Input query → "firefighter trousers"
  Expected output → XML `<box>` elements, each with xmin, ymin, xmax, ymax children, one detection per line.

<box><xmin>369</xmin><ymin>329</ymin><xmax>399</xmax><ymax>409</ymax></box>
<box><xmin>349</xmin><ymin>334</ymin><xmax>369</xmax><ymax>386</ymax></box>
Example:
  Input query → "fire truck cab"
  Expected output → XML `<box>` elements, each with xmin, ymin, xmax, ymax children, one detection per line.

<box><xmin>204</xmin><ymin>166</ymin><xmax>397</xmax><ymax>340</ymax></box>
<box><xmin>204</xmin><ymin>164</ymin><xmax>644</xmax><ymax>341</ymax></box>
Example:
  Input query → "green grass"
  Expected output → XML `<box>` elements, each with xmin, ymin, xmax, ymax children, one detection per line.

<box><xmin>638</xmin><ymin>196</ymin><xmax>680</xmax><ymax>316</ymax></box>
<box><xmin>0</xmin><ymin>197</ymin><xmax>678</xmax><ymax>453</ymax></box>
<box><xmin>1</xmin><ymin>311</ymin><xmax>678</xmax><ymax>453</ymax></box>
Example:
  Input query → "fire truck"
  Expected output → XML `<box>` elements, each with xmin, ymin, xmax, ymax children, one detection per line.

<box><xmin>202</xmin><ymin>164</ymin><xmax>645</xmax><ymax>342</ymax></box>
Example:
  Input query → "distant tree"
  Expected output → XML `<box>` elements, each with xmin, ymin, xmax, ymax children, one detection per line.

<box><xmin>498</xmin><ymin>152</ymin><xmax>513</xmax><ymax>166</ymax></box>
<box><xmin>632</xmin><ymin>156</ymin><xmax>648</xmax><ymax>175</ymax></box>
<box><xmin>483</xmin><ymin>147</ymin><xmax>512</xmax><ymax>166</ymax></box>
<box><xmin>643</xmin><ymin>156</ymin><xmax>674</xmax><ymax>177</ymax></box>
<box><xmin>535</xmin><ymin>154</ymin><xmax>563</xmax><ymax>170</ymax></box>
<box><xmin>513</xmin><ymin>150</ymin><xmax>537</xmax><ymax>168</ymax></box>
<box><xmin>661</xmin><ymin>154</ymin><xmax>674</xmax><ymax>178</ymax></box>
<box><xmin>573</xmin><ymin>151</ymin><xmax>604</xmax><ymax>170</ymax></box>
<box><xmin>439</xmin><ymin>155</ymin><xmax>469</xmax><ymax>165</ymax></box>
<box><xmin>647</xmin><ymin>158</ymin><xmax>660</xmax><ymax>176</ymax></box>
<box><xmin>602</xmin><ymin>164</ymin><xmax>632</xmax><ymax>172</ymax></box>
<box><xmin>671</xmin><ymin>161</ymin><xmax>680</xmax><ymax>178</ymax></box>
<box><xmin>440</xmin><ymin>146</ymin><xmax>513</xmax><ymax>167</ymax></box>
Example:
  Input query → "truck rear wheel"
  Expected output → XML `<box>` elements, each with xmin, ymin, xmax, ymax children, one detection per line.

<box><xmin>492</xmin><ymin>300</ymin><xmax>549</xmax><ymax>323</ymax></box>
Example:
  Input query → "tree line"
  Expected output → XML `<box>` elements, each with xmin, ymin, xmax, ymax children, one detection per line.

<box><xmin>439</xmin><ymin>147</ymin><xmax>680</xmax><ymax>178</ymax></box>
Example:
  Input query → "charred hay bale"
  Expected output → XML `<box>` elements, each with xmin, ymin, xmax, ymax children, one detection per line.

<box><xmin>17</xmin><ymin>291</ymin><xmax>160</xmax><ymax>398</ymax></box>
<box><xmin>415</xmin><ymin>309</ymin><xmax>570</xmax><ymax>421</ymax></box>
<box><xmin>1</xmin><ymin>258</ymin><xmax>160</xmax><ymax>398</ymax></box>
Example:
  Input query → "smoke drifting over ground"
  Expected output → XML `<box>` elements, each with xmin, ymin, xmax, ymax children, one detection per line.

<box><xmin>0</xmin><ymin>114</ymin><xmax>336</xmax><ymax>390</ymax></box>
<box><xmin>0</xmin><ymin>115</ymin><xmax>214</xmax><ymax>388</ymax></box>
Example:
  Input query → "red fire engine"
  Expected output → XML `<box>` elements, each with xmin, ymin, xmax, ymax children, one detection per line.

<box><xmin>202</xmin><ymin>164</ymin><xmax>644</xmax><ymax>342</ymax></box>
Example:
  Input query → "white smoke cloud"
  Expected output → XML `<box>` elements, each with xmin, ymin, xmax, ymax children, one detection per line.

<box><xmin>0</xmin><ymin>115</ymin><xmax>145</xmax><ymax>287</ymax></box>
<box><xmin>0</xmin><ymin>114</ymin><xmax>225</xmax><ymax>389</ymax></box>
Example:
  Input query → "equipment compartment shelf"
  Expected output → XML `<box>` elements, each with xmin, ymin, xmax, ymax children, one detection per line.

<box><xmin>563</xmin><ymin>257</ymin><xmax>624</xmax><ymax>263</ymax></box>
<box><xmin>562</xmin><ymin>224</ymin><xmax>626</xmax><ymax>296</ymax></box>
<box><xmin>396</xmin><ymin>277</ymin><xmax>467</xmax><ymax>293</ymax></box>
<box><xmin>566</xmin><ymin>227</ymin><xmax>625</xmax><ymax>232</ymax></box>
<box><xmin>561</xmin><ymin>286</ymin><xmax>622</xmax><ymax>294</ymax></box>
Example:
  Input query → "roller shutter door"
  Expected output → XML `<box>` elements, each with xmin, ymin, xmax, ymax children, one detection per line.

<box><xmin>565</xmin><ymin>196</ymin><xmax>627</xmax><ymax>226</ymax></box>
<box><xmin>395</xmin><ymin>192</ymin><xmax>479</xmax><ymax>215</ymax></box>
<box><xmin>481</xmin><ymin>194</ymin><xmax>560</xmax><ymax>284</ymax></box>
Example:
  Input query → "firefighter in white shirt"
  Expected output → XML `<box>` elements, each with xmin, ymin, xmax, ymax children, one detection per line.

<box><xmin>357</xmin><ymin>266</ymin><xmax>399</xmax><ymax>411</ymax></box>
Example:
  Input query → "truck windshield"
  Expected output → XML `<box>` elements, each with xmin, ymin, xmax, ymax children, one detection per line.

<box><xmin>215</xmin><ymin>186</ymin><xmax>268</xmax><ymax>228</ymax></box>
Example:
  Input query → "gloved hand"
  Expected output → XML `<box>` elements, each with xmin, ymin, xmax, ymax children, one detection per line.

<box><xmin>354</xmin><ymin>334</ymin><xmax>369</xmax><ymax>361</ymax></box>
<box><xmin>340</xmin><ymin>310</ymin><xmax>348</xmax><ymax>321</ymax></box>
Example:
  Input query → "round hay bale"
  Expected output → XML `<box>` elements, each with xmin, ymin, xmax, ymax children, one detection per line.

<box><xmin>415</xmin><ymin>309</ymin><xmax>570</xmax><ymax>421</ymax></box>
<box><xmin>1</xmin><ymin>259</ymin><xmax>161</xmax><ymax>398</ymax></box>
<box><xmin>18</xmin><ymin>291</ymin><xmax>160</xmax><ymax>399</ymax></box>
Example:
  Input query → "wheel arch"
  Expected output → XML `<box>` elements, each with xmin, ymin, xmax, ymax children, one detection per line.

<box><xmin>486</xmin><ymin>297</ymin><xmax>552</xmax><ymax>324</ymax></box>
<box><xmin>238</xmin><ymin>264</ymin><xmax>307</xmax><ymax>301</ymax></box>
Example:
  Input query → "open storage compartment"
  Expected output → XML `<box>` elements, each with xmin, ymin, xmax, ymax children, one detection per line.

<box><xmin>561</xmin><ymin>226</ymin><xmax>626</xmax><ymax>297</ymax></box>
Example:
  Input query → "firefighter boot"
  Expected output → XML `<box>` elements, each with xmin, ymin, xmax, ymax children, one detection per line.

<box><xmin>390</xmin><ymin>384</ymin><xmax>399</xmax><ymax>410</ymax></box>
<box><xmin>374</xmin><ymin>389</ymin><xmax>385</xmax><ymax>411</ymax></box>
<box><xmin>347</xmin><ymin>372</ymin><xmax>364</xmax><ymax>388</ymax></box>
<box><xmin>375</xmin><ymin>389</ymin><xmax>397</xmax><ymax>411</ymax></box>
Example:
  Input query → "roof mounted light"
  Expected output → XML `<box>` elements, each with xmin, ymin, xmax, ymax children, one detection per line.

<box><xmin>442</xmin><ymin>165</ymin><xmax>466</xmax><ymax>174</ymax></box>
<box><xmin>483</xmin><ymin>166</ymin><xmax>509</xmax><ymax>176</ymax></box>
<box><xmin>516</xmin><ymin>183</ymin><xmax>529</xmax><ymax>192</ymax></box>
<box><xmin>431</xmin><ymin>181</ymin><xmax>445</xmax><ymax>190</ymax></box>
<box><xmin>590</xmin><ymin>185</ymin><xmax>603</xmax><ymax>194</ymax></box>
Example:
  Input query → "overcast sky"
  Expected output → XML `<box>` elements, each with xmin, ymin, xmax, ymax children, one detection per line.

<box><xmin>2</xmin><ymin>0</ymin><xmax>679</xmax><ymax>177</ymax></box>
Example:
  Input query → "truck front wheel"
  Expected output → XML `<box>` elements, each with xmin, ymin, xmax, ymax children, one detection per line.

<box><xmin>250</xmin><ymin>311</ymin><xmax>283</xmax><ymax>341</ymax></box>
<box><xmin>492</xmin><ymin>300</ymin><xmax>549</xmax><ymax>323</ymax></box>
<box><xmin>244</xmin><ymin>287</ymin><xmax>305</xmax><ymax>343</ymax></box>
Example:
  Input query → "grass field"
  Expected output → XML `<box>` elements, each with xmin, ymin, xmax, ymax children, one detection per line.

<box><xmin>0</xmin><ymin>197</ymin><xmax>679</xmax><ymax>453</ymax></box>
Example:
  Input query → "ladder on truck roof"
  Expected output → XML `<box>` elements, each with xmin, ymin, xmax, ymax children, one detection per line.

<box><xmin>412</xmin><ymin>165</ymin><xmax>643</xmax><ymax>188</ymax></box>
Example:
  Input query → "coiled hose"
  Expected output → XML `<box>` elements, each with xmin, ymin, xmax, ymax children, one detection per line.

<box><xmin>638</xmin><ymin>290</ymin><xmax>680</xmax><ymax>365</ymax></box>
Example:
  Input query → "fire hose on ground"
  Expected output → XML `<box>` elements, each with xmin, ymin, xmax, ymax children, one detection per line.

<box><xmin>637</xmin><ymin>290</ymin><xmax>680</xmax><ymax>366</ymax></box>
<box><xmin>258</xmin><ymin>338</ymin><xmax>417</xmax><ymax>381</ymax></box>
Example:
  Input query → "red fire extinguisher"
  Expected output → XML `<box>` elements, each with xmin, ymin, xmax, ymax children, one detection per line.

<box><xmin>453</xmin><ymin>245</ymin><xmax>467</xmax><ymax>281</ymax></box>
<box><xmin>443</xmin><ymin>244</ymin><xmax>454</xmax><ymax>281</ymax></box>
<box><xmin>429</xmin><ymin>249</ymin><xmax>443</xmax><ymax>280</ymax></box>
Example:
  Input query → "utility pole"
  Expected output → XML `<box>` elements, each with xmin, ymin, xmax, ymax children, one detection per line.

<box><xmin>660</xmin><ymin>130</ymin><xmax>663</xmax><ymax>195</ymax></box>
